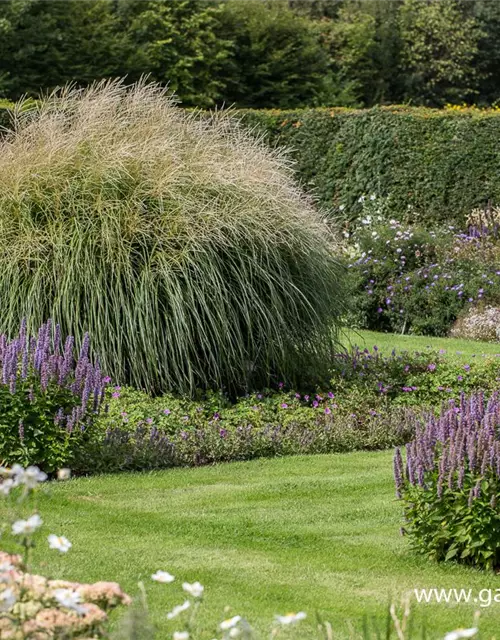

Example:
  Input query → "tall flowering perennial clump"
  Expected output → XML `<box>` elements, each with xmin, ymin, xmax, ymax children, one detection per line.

<box><xmin>394</xmin><ymin>392</ymin><xmax>500</xmax><ymax>570</ymax></box>
<box><xmin>0</xmin><ymin>320</ymin><xmax>107</xmax><ymax>471</ymax></box>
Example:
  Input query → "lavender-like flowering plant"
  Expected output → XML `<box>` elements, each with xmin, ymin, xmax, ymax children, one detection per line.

<box><xmin>0</xmin><ymin>320</ymin><xmax>108</xmax><ymax>472</ymax></box>
<box><xmin>394</xmin><ymin>391</ymin><xmax>500</xmax><ymax>570</ymax></box>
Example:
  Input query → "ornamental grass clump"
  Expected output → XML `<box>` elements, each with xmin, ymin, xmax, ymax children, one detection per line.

<box><xmin>394</xmin><ymin>391</ymin><xmax>500</xmax><ymax>570</ymax></box>
<box><xmin>0</xmin><ymin>319</ymin><xmax>106</xmax><ymax>471</ymax></box>
<box><xmin>0</xmin><ymin>79</ymin><xmax>346</xmax><ymax>395</ymax></box>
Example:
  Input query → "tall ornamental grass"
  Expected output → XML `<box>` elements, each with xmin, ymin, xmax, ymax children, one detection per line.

<box><xmin>0</xmin><ymin>80</ymin><xmax>346</xmax><ymax>394</ymax></box>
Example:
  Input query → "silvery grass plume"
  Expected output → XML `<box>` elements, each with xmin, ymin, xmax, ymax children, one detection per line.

<box><xmin>0</xmin><ymin>79</ymin><xmax>346</xmax><ymax>395</ymax></box>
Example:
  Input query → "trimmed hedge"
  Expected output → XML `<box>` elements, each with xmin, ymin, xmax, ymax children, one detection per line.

<box><xmin>238</xmin><ymin>106</ymin><xmax>500</xmax><ymax>225</ymax></box>
<box><xmin>3</xmin><ymin>102</ymin><xmax>500</xmax><ymax>225</ymax></box>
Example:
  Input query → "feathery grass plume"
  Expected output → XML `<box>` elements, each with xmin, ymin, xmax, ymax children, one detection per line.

<box><xmin>0</xmin><ymin>79</ymin><xmax>346</xmax><ymax>394</ymax></box>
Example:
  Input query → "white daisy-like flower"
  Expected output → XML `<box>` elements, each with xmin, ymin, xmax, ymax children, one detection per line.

<box><xmin>182</xmin><ymin>581</ymin><xmax>204</xmax><ymax>598</ymax></box>
<box><xmin>12</xmin><ymin>514</ymin><xmax>43</xmax><ymax>535</ymax></box>
<box><xmin>444</xmin><ymin>629</ymin><xmax>478</xmax><ymax>640</ymax></box>
<box><xmin>370</xmin><ymin>194</ymin><xmax>376</xmax><ymax>201</ymax></box>
<box><xmin>173</xmin><ymin>632</ymin><xmax>189</xmax><ymax>640</ymax></box>
<box><xmin>151</xmin><ymin>570</ymin><xmax>175</xmax><ymax>583</ymax></box>
<box><xmin>167</xmin><ymin>600</ymin><xmax>191</xmax><ymax>620</ymax></box>
<box><xmin>18</xmin><ymin>466</ymin><xmax>47</xmax><ymax>488</ymax></box>
<box><xmin>53</xmin><ymin>588</ymin><xmax>87</xmax><ymax>615</ymax></box>
<box><xmin>274</xmin><ymin>612</ymin><xmax>307</xmax><ymax>625</ymax></box>
<box><xmin>0</xmin><ymin>478</ymin><xmax>15</xmax><ymax>496</ymax></box>
<box><xmin>0</xmin><ymin>587</ymin><xmax>16</xmax><ymax>612</ymax></box>
<box><xmin>48</xmin><ymin>534</ymin><xmax>72</xmax><ymax>553</ymax></box>
<box><xmin>220</xmin><ymin>615</ymin><xmax>242</xmax><ymax>631</ymax></box>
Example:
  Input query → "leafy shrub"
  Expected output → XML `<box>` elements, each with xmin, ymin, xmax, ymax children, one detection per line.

<box><xmin>0</xmin><ymin>320</ymin><xmax>106</xmax><ymax>472</ymax></box>
<box><xmin>344</xmin><ymin>214</ymin><xmax>500</xmax><ymax>336</ymax></box>
<box><xmin>0</xmin><ymin>80</ymin><xmax>346</xmax><ymax>396</ymax></box>
<box><xmin>239</xmin><ymin>106</ymin><xmax>500</xmax><ymax>228</ymax></box>
<box><xmin>394</xmin><ymin>391</ymin><xmax>500</xmax><ymax>570</ymax></box>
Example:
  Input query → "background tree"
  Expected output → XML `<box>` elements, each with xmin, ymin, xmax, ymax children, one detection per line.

<box><xmin>473</xmin><ymin>0</ymin><xmax>500</xmax><ymax>106</ymax></box>
<box><xmin>116</xmin><ymin>0</ymin><xmax>231</xmax><ymax>107</ymax></box>
<box><xmin>0</xmin><ymin>0</ymin><xmax>124</xmax><ymax>99</ymax></box>
<box><xmin>399</xmin><ymin>0</ymin><xmax>483</xmax><ymax>106</ymax></box>
<box><xmin>215</xmin><ymin>0</ymin><xmax>333</xmax><ymax>109</ymax></box>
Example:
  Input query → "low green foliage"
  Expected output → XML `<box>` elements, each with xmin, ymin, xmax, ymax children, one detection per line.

<box><xmin>0</xmin><ymin>381</ymin><xmax>84</xmax><ymax>472</ymax></box>
<box><xmin>65</xmin><ymin>343</ymin><xmax>500</xmax><ymax>474</ymax></box>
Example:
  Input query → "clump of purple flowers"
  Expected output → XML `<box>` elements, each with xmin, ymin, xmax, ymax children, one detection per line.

<box><xmin>394</xmin><ymin>391</ymin><xmax>500</xmax><ymax>570</ymax></box>
<box><xmin>0</xmin><ymin>320</ymin><xmax>108</xmax><ymax>470</ymax></box>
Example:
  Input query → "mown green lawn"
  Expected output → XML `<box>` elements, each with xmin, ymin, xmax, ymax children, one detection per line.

<box><xmin>6</xmin><ymin>452</ymin><xmax>500</xmax><ymax>638</ymax></box>
<box><xmin>344</xmin><ymin>329</ymin><xmax>500</xmax><ymax>362</ymax></box>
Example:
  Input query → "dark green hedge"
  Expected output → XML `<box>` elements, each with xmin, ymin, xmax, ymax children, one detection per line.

<box><xmin>0</xmin><ymin>102</ymin><xmax>13</xmax><ymax>129</ymax></box>
<box><xmin>238</xmin><ymin>106</ymin><xmax>500</xmax><ymax>225</ymax></box>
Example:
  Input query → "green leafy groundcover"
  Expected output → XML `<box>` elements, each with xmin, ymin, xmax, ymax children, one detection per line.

<box><xmin>238</xmin><ymin>105</ymin><xmax>500</xmax><ymax>226</ymax></box>
<box><xmin>69</xmin><ymin>348</ymin><xmax>500</xmax><ymax>474</ymax></box>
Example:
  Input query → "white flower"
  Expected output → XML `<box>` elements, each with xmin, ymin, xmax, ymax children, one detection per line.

<box><xmin>274</xmin><ymin>612</ymin><xmax>307</xmax><ymax>625</ymax></box>
<box><xmin>12</xmin><ymin>514</ymin><xmax>43</xmax><ymax>535</ymax></box>
<box><xmin>53</xmin><ymin>588</ymin><xmax>87</xmax><ymax>615</ymax></box>
<box><xmin>339</xmin><ymin>204</ymin><xmax>345</xmax><ymax>211</ymax></box>
<box><xmin>182</xmin><ymin>581</ymin><xmax>204</xmax><ymax>598</ymax></box>
<box><xmin>48</xmin><ymin>534</ymin><xmax>72</xmax><ymax>553</ymax></box>
<box><xmin>0</xmin><ymin>587</ymin><xmax>16</xmax><ymax>612</ymax></box>
<box><xmin>151</xmin><ymin>570</ymin><xmax>175</xmax><ymax>583</ymax></box>
<box><xmin>220</xmin><ymin>616</ymin><xmax>242</xmax><ymax>631</ymax></box>
<box><xmin>229</xmin><ymin>629</ymin><xmax>241</xmax><ymax>638</ymax></box>
<box><xmin>444</xmin><ymin>629</ymin><xmax>478</xmax><ymax>640</ymax></box>
<box><xmin>358</xmin><ymin>195</ymin><xmax>366</xmax><ymax>203</ymax></box>
<box><xmin>370</xmin><ymin>194</ymin><xmax>376</xmax><ymax>201</ymax></box>
<box><xmin>167</xmin><ymin>600</ymin><xmax>191</xmax><ymax>620</ymax></box>
<box><xmin>0</xmin><ymin>478</ymin><xmax>15</xmax><ymax>496</ymax></box>
<box><xmin>173</xmin><ymin>633</ymin><xmax>189</xmax><ymax>640</ymax></box>
<box><xmin>17</xmin><ymin>466</ymin><xmax>47</xmax><ymax>488</ymax></box>
<box><xmin>57</xmin><ymin>468</ymin><xmax>71</xmax><ymax>481</ymax></box>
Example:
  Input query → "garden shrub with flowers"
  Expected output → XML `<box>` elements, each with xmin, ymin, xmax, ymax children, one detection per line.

<box><xmin>0</xmin><ymin>320</ymin><xmax>107</xmax><ymax>473</ymax></box>
<box><xmin>394</xmin><ymin>391</ymin><xmax>500</xmax><ymax>570</ymax></box>
<box><xmin>343</xmin><ymin>200</ymin><xmax>500</xmax><ymax>337</ymax></box>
